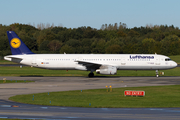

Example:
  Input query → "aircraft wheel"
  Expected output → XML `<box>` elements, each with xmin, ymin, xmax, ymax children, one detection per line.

<box><xmin>156</xmin><ymin>70</ymin><xmax>159</xmax><ymax>78</ymax></box>
<box><xmin>88</xmin><ymin>73</ymin><xmax>94</xmax><ymax>77</ymax></box>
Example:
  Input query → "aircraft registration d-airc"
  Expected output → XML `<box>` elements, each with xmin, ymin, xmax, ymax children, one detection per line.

<box><xmin>4</xmin><ymin>31</ymin><xmax>177</xmax><ymax>77</ymax></box>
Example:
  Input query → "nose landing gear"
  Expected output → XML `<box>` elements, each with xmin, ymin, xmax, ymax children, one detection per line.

<box><xmin>156</xmin><ymin>70</ymin><xmax>159</xmax><ymax>78</ymax></box>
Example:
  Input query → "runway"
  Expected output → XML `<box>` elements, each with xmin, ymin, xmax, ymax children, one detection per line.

<box><xmin>0</xmin><ymin>76</ymin><xmax>180</xmax><ymax>119</ymax></box>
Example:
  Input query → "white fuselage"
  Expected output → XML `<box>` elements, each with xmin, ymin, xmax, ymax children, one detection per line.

<box><xmin>4</xmin><ymin>54</ymin><xmax>177</xmax><ymax>71</ymax></box>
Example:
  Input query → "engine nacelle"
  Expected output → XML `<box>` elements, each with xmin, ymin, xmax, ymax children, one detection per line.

<box><xmin>96</xmin><ymin>66</ymin><xmax>117</xmax><ymax>75</ymax></box>
<box><xmin>75</xmin><ymin>65</ymin><xmax>87</xmax><ymax>71</ymax></box>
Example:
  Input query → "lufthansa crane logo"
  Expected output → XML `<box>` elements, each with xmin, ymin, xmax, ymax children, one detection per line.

<box><xmin>10</xmin><ymin>38</ymin><xmax>21</xmax><ymax>48</ymax></box>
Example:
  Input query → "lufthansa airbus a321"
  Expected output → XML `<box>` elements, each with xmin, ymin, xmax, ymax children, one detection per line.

<box><xmin>4</xmin><ymin>31</ymin><xmax>177</xmax><ymax>77</ymax></box>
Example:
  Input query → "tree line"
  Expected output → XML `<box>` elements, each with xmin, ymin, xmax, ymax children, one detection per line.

<box><xmin>0</xmin><ymin>22</ymin><xmax>180</xmax><ymax>57</ymax></box>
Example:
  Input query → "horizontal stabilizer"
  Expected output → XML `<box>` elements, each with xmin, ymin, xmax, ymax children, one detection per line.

<box><xmin>4</xmin><ymin>55</ymin><xmax>23</xmax><ymax>63</ymax></box>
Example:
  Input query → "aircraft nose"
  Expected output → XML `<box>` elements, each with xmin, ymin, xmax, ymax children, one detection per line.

<box><xmin>173</xmin><ymin>61</ymin><xmax>178</xmax><ymax>68</ymax></box>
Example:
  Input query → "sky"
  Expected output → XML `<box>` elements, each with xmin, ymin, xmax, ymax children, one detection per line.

<box><xmin>1</xmin><ymin>0</ymin><xmax>180</xmax><ymax>29</ymax></box>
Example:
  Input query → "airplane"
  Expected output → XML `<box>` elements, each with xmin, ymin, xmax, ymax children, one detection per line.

<box><xmin>4</xmin><ymin>31</ymin><xmax>177</xmax><ymax>77</ymax></box>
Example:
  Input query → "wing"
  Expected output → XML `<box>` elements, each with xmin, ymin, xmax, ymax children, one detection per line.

<box><xmin>75</xmin><ymin>60</ymin><xmax>102</xmax><ymax>71</ymax></box>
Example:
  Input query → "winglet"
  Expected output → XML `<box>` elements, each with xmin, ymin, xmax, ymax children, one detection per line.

<box><xmin>7</xmin><ymin>31</ymin><xmax>34</xmax><ymax>55</ymax></box>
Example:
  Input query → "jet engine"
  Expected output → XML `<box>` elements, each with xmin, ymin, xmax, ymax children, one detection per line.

<box><xmin>96</xmin><ymin>65</ymin><xmax>117</xmax><ymax>75</ymax></box>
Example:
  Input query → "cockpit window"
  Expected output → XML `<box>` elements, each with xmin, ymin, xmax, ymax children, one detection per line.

<box><xmin>165</xmin><ymin>58</ymin><xmax>172</xmax><ymax>61</ymax></box>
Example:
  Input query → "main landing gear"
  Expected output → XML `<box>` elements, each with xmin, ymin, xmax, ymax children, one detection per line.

<box><xmin>88</xmin><ymin>72</ymin><xmax>94</xmax><ymax>77</ymax></box>
<box><xmin>156</xmin><ymin>70</ymin><xmax>159</xmax><ymax>78</ymax></box>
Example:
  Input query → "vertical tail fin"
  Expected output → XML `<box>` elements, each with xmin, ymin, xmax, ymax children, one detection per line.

<box><xmin>7</xmin><ymin>31</ymin><xmax>34</xmax><ymax>55</ymax></box>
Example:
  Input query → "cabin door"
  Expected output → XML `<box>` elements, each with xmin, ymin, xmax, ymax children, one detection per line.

<box><xmin>121</xmin><ymin>57</ymin><xmax>126</xmax><ymax>65</ymax></box>
<box><xmin>155</xmin><ymin>55</ymin><xmax>160</xmax><ymax>65</ymax></box>
<box><xmin>31</xmin><ymin>56</ymin><xmax>37</xmax><ymax>66</ymax></box>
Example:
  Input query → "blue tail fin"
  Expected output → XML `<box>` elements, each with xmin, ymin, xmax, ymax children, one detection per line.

<box><xmin>7</xmin><ymin>31</ymin><xmax>34</xmax><ymax>55</ymax></box>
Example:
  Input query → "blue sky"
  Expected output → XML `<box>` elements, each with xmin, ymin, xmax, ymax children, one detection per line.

<box><xmin>1</xmin><ymin>0</ymin><xmax>180</xmax><ymax>29</ymax></box>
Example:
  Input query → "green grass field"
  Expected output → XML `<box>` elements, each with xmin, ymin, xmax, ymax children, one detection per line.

<box><xmin>0</xmin><ymin>119</ymin><xmax>20</xmax><ymax>120</ymax></box>
<box><xmin>169</xmin><ymin>55</ymin><xmax>180</xmax><ymax>64</ymax></box>
<box><xmin>9</xmin><ymin>85</ymin><xmax>180</xmax><ymax>108</ymax></box>
<box><xmin>0</xmin><ymin>60</ymin><xmax>17</xmax><ymax>64</ymax></box>
<box><xmin>0</xmin><ymin>66</ymin><xmax>179</xmax><ymax>77</ymax></box>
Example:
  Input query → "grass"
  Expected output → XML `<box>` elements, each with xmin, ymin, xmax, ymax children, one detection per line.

<box><xmin>0</xmin><ymin>80</ymin><xmax>34</xmax><ymax>84</ymax></box>
<box><xmin>0</xmin><ymin>119</ymin><xmax>22</xmax><ymax>120</ymax></box>
<box><xmin>0</xmin><ymin>66</ymin><xmax>179</xmax><ymax>77</ymax></box>
<box><xmin>169</xmin><ymin>55</ymin><xmax>180</xmax><ymax>64</ymax></box>
<box><xmin>0</xmin><ymin>66</ymin><xmax>88</xmax><ymax>76</ymax></box>
<box><xmin>0</xmin><ymin>60</ymin><xmax>17</xmax><ymax>64</ymax></box>
<box><xmin>9</xmin><ymin>85</ymin><xmax>180</xmax><ymax>108</ymax></box>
